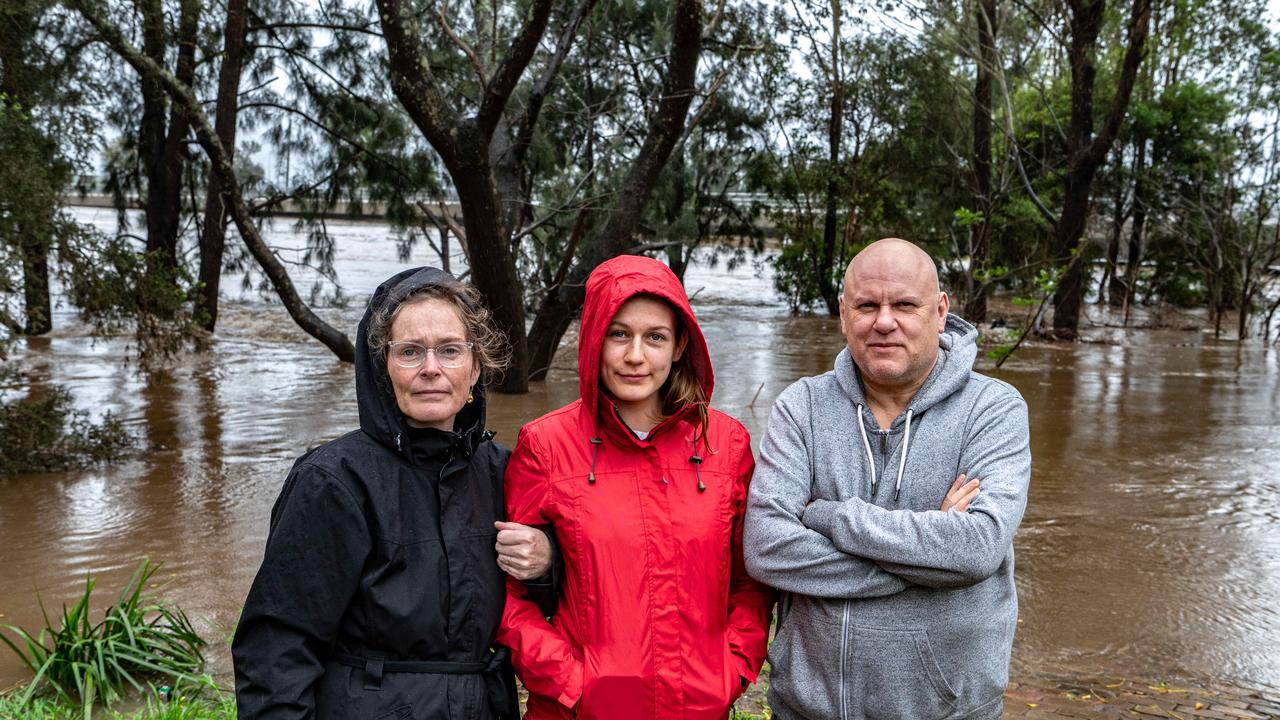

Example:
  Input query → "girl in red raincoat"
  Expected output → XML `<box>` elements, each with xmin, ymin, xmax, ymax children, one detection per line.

<box><xmin>497</xmin><ymin>255</ymin><xmax>775</xmax><ymax>720</ymax></box>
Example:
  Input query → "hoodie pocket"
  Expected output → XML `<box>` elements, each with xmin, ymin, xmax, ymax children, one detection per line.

<box><xmin>846</xmin><ymin>626</ymin><xmax>958</xmax><ymax>720</ymax></box>
<box><xmin>767</xmin><ymin>602</ymin><xmax>842</xmax><ymax>720</ymax></box>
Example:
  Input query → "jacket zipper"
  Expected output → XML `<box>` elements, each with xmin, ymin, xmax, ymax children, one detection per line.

<box><xmin>840</xmin><ymin>601</ymin><xmax>851</xmax><ymax>720</ymax></box>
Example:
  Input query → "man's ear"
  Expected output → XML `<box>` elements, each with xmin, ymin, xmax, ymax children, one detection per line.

<box><xmin>937</xmin><ymin>291</ymin><xmax>950</xmax><ymax>331</ymax></box>
<box><xmin>838</xmin><ymin>296</ymin><xmax>848</xmax><ymax>337</ymax></box>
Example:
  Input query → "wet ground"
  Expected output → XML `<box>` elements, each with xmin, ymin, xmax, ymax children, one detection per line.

<box><xmin>1</xmin><ymin>209</ymin><xmax>1278</xmax><ymax>692</ymax></box>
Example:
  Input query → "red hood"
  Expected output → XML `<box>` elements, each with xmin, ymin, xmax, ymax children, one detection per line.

<box><xmin>578</xmin><ymin>255</ymin><xmax>713</xmax><ymax>419</ymax></box>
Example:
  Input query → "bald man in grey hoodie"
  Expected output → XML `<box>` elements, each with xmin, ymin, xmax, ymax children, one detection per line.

<box><xmin>744</xmin><ymin>238</ymin><xmax>1031</xmax><ymax>720</ymax></box>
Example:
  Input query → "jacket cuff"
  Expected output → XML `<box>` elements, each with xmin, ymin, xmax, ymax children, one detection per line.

<box><xmin>555</xmin><ymin>659</ymin><xmax>584</xmax><ymax>710</ymax></box>
<box><xmin>801</xmin><ymin>499</ymin><xmax>840</xmax><ymax>538</ymax></box>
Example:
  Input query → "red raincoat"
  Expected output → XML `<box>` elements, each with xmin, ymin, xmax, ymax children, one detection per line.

<box><xmin>498</xmin><ymin>256</ymin><xmax>775</xmax><ymax>719</ymax></box>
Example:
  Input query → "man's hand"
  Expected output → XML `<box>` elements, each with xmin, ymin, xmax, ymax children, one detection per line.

<box><xmin>494</xmin><ymin>521</ymin><xmax>552</xmax><ymax>580</ymax></box>
<box><xmin>941</xmin><ymin>474</ymin><xmax>980</xmax><ymax>512</ymax></box>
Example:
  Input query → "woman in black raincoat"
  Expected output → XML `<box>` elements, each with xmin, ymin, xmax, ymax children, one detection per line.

<box><xmin>233</xmin><ymin>267</ymin><xmax>553</xmax><ymax>720</ymax></box>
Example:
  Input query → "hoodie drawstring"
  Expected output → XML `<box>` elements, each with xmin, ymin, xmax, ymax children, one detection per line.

<box><xmin>856</xmin><ymin>407</ymin><xmax>878</xmax><ymax>497</ymax></box>
<box><xmin>856</xmin><ymin>405</ymin><xmax>913</xmax><ymax>503</ymax></box>
<box><xmin>895</xmin><ymin>409</ymin><xmax>913</xmax><ymax>502</ymax></box>
<box><xmin>587</xmin><ymin>437</ymin><xmax>603</xmax><ymax>484</ymax></box>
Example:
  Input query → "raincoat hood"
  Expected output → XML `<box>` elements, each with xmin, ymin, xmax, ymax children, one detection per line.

<box><xmin>355</xmin><ymin>266</ymin><xmax>489</xmax><ymax>456</ymax></box>
<box><xmin>577</xmin><ymin>255</ymin><xmax>713</xmax><ymax>419</ymax></box>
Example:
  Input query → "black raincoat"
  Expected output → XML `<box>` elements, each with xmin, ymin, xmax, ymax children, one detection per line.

<box><xmin>233</xmin><ymin>267</ymin><xmax>533</xmax><ymax>720</ymax></box>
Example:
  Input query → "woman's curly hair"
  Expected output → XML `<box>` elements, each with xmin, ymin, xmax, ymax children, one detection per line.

<box><xmin>367</xmin><ymin>282</ymin><xmax>511</xmax><ymax>379</ymax></box>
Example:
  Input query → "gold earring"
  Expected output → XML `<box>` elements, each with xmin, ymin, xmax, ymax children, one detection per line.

<box><xmin>467</xmin><ymin>392</ymin><xmax>474</xmax><ymax>404</ymax></box>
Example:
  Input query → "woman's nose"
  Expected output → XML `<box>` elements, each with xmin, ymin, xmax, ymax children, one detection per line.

<box><xmin>624</xmin><ymin>337</ymin><xmax>645</xmax><ymax>362</ymax></box>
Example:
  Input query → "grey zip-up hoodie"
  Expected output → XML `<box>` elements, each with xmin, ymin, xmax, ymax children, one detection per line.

<box><xmin>744</xmin><ymin>315</ymin><xmax>1030</xmax><ymax>720</ymax></box>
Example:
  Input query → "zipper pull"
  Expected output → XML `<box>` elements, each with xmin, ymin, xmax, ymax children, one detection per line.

<box><xmin>879</xmin><ymin>431</ymin><xmax>887</xmax><ymax>455</ymax></box>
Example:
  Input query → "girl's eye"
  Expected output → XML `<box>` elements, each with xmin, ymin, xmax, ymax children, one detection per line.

<box><xmin>647</xmin><ymin>333</ymin><xmax>668</xmax><ymax>343</ymax></box>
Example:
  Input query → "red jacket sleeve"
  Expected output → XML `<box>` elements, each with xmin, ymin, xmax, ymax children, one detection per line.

<box><xmin>496</xmin><ymin>425</ymin><xmax>584</xmax><ymax>710</ymax></box>
<box><xmin>725</xmin><ymin>430</ymin><xmax>778</xmax><ymax>691</ymax></box>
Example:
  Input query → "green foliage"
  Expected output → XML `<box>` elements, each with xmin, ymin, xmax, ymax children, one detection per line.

<box><xmin>0</xmin><ymin>675</ymin><xmax>235</xmax><ymax>720</ymax></box>
<box><xmin>0</xmin><ymin>560</ymin><xmax>207</xmax><ymax>717</ymax></box>
<box><xmin>0</xmin><ymin>374</ymin><xmax>134</xmax><ymax>474</ymax></box>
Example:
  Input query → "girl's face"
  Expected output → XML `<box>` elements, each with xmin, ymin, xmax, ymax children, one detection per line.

<box><xmin>598</xmin><ymin>296</ymin><xmax>686</xmax><ymax>431</ymax></box>
<box><xmin>386</xmin><ymin>298</ymin><xmax>480</xmax><ymax>431</ymax></box>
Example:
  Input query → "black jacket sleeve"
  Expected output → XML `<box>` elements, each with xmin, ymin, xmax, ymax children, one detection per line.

<box><xmin>232</xmin><ymin>460</ymin><xmax>370</xmax><ymax>719</ymax></box>
<box><xmin>519</xmin><ymin>526</ymin><xmax>563</xmax><ymax>618</ymax></box>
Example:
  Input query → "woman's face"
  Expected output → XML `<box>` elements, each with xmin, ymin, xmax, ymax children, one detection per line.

<box><xmin>598</xmin><ymin>296</ymin><xmax>686</xmax><ymax>429</ymax></box>
<box><xmin>386</xmin><ymin>298</ymin><xmax>480</xmax><ymax>431</ymax></box>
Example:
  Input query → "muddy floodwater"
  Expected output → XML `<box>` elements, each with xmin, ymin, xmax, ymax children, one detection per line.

<box><xmin>2</xmin><ymin>209</ymin><xmax>1279</xmax><ymax>693</ymax></box>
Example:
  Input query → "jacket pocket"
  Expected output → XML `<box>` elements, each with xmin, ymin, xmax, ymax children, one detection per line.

<box><xmin>846</xmin><ymin>626</ymin><xmax>958</xmax><ymax>720</ymax></box>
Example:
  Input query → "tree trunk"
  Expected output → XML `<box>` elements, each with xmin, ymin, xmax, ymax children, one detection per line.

<box><xmin>1051</xmin><ymin>0</ymin><xmax>1151</xmax><ymax>340</ymax></box>
<box><xmin>20</xmin><ymin>226</ymin><xmax>52</xmax><ymax>335</ymax></box>
<box><xmin>376</xmin><ymin>0</ymin><xmax>556</xmax><ymax>392</ymax></box>
<box><xmin>138</xmin><ymin>0</ymin><xmax>177</xmax><ymax>269</ymax></box>
<box><xmin>1113</xmin><ymin>139</ymin><xmax>1147</xmax><ymax>306</ymax></box>
<box><xmin>196</xmin><ymin>0</ymin><xmax>248</xmax><ymax>331</ymax></box>
<box><xmin>818</xmin><ymin>0</ymin><xmax>843</xmax><ymax>317</ymax></box>
<box><xmin>965</xmin><ymin>0</ymin><xmax>998</xmax><ymax>323</ymax></box>
<box><xmin>524</xmin><ymin>0</ymin><xmax>704</xmax><ymax>381</ymax></box>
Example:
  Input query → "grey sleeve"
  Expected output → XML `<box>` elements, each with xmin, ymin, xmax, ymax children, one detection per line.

<box><xmin>802</xmin><ymin>392</ymin><xmax>1031</xmax><ymax>587</ymax></box>
<box><xmin>744</xmin><ymin>384</ymin><xmax>911</xmax><ymax>600</ymax></box>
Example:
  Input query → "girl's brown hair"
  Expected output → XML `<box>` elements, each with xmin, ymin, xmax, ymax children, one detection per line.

<box><xmin>658</xmin><ymin>306</ymin><xmax>710</xmax><ymax>444</ymax></box>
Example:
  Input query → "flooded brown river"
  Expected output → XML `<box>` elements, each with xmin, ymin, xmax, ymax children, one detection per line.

<box><xmin>2</xmin><ymin>212</ymin><xmax>1279</xmax><ymax>693</ymax></box>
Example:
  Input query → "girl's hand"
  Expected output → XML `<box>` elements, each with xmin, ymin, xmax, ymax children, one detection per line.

<box><xmin>494</xmin><ymin>521</ymin><xmax>552</xmax><ymax>580</ymax></box>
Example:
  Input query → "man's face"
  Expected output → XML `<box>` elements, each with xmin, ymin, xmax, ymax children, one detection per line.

<box><xmin>840</xmin><ymin>253</ymin><xmax>948</xmax><ymax>393</ymax></box>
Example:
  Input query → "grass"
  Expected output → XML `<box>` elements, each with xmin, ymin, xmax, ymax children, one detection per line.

<box><xmin>0</xmin><ymin>676</ymin><xmax>235</xmax><ymax>719</ymax></box>
<box><xmin>0</xmin><ymin>560</ymin><xmax>207</xmax><ymax>718</ymax></box>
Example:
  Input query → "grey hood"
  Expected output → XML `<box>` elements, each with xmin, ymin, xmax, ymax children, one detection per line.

<box><xmin>834</xmin><ymin>314</ymin><xmax>980</xmax><ymax>502</ymax></box>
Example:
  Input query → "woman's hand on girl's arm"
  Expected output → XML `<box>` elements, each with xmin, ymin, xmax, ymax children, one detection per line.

<box><xmin>495</xmin><ymin>520</ymin><xmax>552</xmax><ymax>580</ymax></box>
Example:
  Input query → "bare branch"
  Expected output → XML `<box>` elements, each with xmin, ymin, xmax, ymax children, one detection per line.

<box><xmin>437</xmin><ymin>0</ymin><xmax>489</xmax><ymax>89</ymax></box>
<box><xmin>476</xmin><ymin>0</ymin><xmax>555</xmax><ymax>137</ymax></box>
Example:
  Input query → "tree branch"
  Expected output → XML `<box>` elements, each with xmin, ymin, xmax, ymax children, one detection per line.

<box><xmin>71</xmin><ymin>0</ymin><xmax>356</xmax><ymax>362</ymax></box>
<box><xmin>476</xmin><ymin>0</ymin><xmax>555</xmax><ymax>137</ymax></box>
<box><xmin>437</xmin><ymin>0</ymin><xmax>489</xmax><ymax>89</ymax></box>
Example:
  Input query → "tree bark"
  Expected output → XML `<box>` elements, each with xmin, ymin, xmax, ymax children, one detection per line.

<box><xmin>1051</xmin><ymin>0</ymin><xmax>1151</xmax><ymax>339</ymax></box>
<box><xmin>73</xmin><ymin>0</ymin><xmax>356</xmax><ymax>362</ymax></box>
<box><xmin>524</xmin><ymin>0</ymin><xmax>704</xmax><ymax>381</ymax></box>
<box><xmin>965</xmin><ymin>0</ymin><xmax>998</xmax><ymax>323</ymax></box>
<box><xmin>196</xmin><ymin>0</ymin><xmax>249</xmax><ymax>331</ymax></box>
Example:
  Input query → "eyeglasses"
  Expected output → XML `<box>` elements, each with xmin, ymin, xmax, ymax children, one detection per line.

<box><xmin>387</xmin><ymin>341</ymin><xmax>474</xmax><ymax>369</ymax></box>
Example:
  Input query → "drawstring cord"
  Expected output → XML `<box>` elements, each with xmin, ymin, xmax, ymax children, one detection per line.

<box><xmin>856</xmin><ymin>405</ymin><xmax>913</xmax><ymax>502</ymax></box>
<box><xmin>895</xmin><ymin>409</ymin><xmax>913</xmax><ymax>502</ymax></box>
<box><xmin>587</xmin><ymin>437</ymin><xmax>602</xmax><ymax>484</ymax></box>
<box><xmin>856</xmin><ymin>406</ymin><xmax>878</xmax><ymax>497</ymax></box>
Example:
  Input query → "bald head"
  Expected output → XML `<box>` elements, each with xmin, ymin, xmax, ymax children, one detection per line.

<box><xmin>843</xmin><ymin>238</ymin><xmax>940</xmax><ymax>299</ymax></box>
<box><xmin>839</xmin><ymin>238</ymin><xmax>949</xmax><ymax>398</ymax></box>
